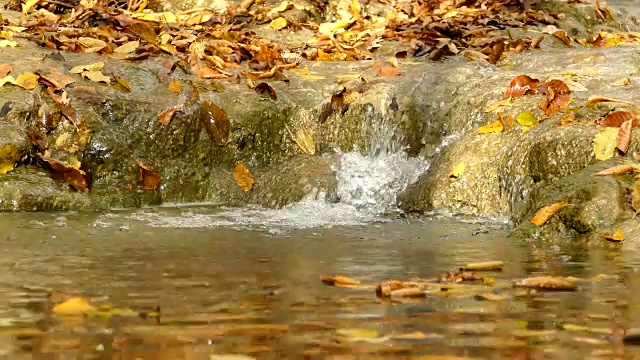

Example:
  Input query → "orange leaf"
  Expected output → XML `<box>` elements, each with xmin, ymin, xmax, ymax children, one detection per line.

<box><xmin>0</xmin><ymin>64</ymin><xmax>12</xmax><ymax>78</ymax></box>
<box><xmin>136</xmin><ymin>160</ymin><xmax>161</xmax><ymax>191</ymax></box>
<box><xmin>157</xmin><ymin>104</ymin><xmax>184</xmax><ymax>126</ymax></box>
<box><xmin>530</xmin><ymin>201</ymin><xmax>569</xmax><ymax>226</ymax></box>
<box><xmin>321</xmin><ymin>275</ymin><xmax>361</xmax><ymax>287</ymax></box>
<box><xmin>198</xmin><ymin>100</ymin><xmax>230</xmax><ymax>146</ymax></box>
<box><xmin>617</xmin><ymin>119</ymin><xmax>632</xmax><ymax>154</ymax></box>
<box><xmin>540</xmin><ymin>79</ymin><xmax>570</xmax><ymax>95</ymax></box>
<box><xmin>599</xmin><ymin>111</ymin><xmax>636</xmax><ymax>127</ymax></box>
<box><xmin>601</xmin><ymin>229</ymin><xmax>624</xmax><ymax>242</ymax></box>
<box><xmin>377</xmin><ymin>67</ymin><xmax>400</xmax><ymax>77</ymax></box>
<box><xmin>503</xmin><ymin>75</ymin><xmax>539</xmax><ymax>99</ymax></box>
<box><xmin>234</xmin><ymin>162</ymin><xmax>254</xmax><ymax>192</ymax></box>
<box><xmin>592</xmin><ymin>164</ymin><xmax>636</xmax><ymax>176</ymax></box>
<box><xmin>539</xmin><ymin>91</ymin><xmax>572</xmax><ymax>116</ymax></box>
<box><xmin>168</xmin><ymin>79</ymin><xmax>181</xmax><ymax>93</ymax></box>
<box><xmin>552</xmin><ymin>30</ymin><xmax>572</xmax><ymax>47</ymax></box>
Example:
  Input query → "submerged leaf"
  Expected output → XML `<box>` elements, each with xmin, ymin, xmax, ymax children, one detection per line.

<box><xmin>234</xmin><ymin>163</ymin><xmax>254</xmax><ymax>192</ymax></box>
<box><xmin>321</xmin><ymin>275</ymin><xmax>361</xmax><ymax>287</ymax></box>
<box><xmin>515</xmin><ymin>276</ymin><xmax>577</xmax><ymax>291</ymax></box>
<box><xmin>530</xmin><ymin>201</ymin><xmax>569</xmax><ymax>226</ymax></box>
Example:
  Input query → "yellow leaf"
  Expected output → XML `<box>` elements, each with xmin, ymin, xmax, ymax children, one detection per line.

<box><xmin>113</xmin><ymin>40</ymin><xmax>140</xmax><ymax>54</ymax></box>
<box><xmin>234</xmin><ymin>163</ymin><xmax>254</xmax><ymax>192</ymax></box>
<box><xmin>159</xmin><ymin>43</ymin><xmax>177</xmax><ymax>54</ymax></box>
<box><xmin>450</xmin><ymin>162</ymin><xmax>465</xmax><ymax>178</ymax></box>
<box><xmin>593</xmin><ymin>127</ymin><xmax>619</xmax><ymax>161</ymax></box>
<box><xmin>0</xmin><ymin>40</ymin><xmax>18</xmax><ymax>47</ymax></box>
<box><xmin>52</xmin><ymin>297</ymin><xmax>96</xmax><ymax>315</ymax></box>
<box><xmin>291</xmin><ymin>127</ymin><xmax>315</xmax><ymax>155</ymax></box>
<box><xmin>0</xmin><ymin>75</ymin><xmax>18</xmax><ymax>87</ymax></box>
<box><xmin>16</xmin><ymin>72</ymin><xmax>38</xmax><ymax>89</ymax></box>
<box><xmin>114</xmin><ymin>76</ymin><xmax>132</xmax><ymax>91</ymax></box>
<box><xmin>77</xmin><ymin>37</ymin><xmax>107</xmax><ymax>49</ymax></box>
<box><xmin>81</xmin><ymin>70</ymin><xmax>110</xmax><ymax>83</ymax></box>
<box><xmin>162</xmin><ymin>11</ymin><xmax>177</xmax><ymax>23</ymax></box>
<box><xmin>477</xmin><ymin>120</ymin><xmax>503</xmax><ymax>134</ymax></box>
<box><xmin>168</xmin><ymin>79</ymin><xmax>181</xmax><ymax>93</ymax></box>
<box><xmin>516</xmin><ymin>110</ymin><xmax>539</xmax><ymax>127</ymax></box>
<box><xmin>270</xmin><ymin>17</ymin><xmax>287</xmax><ymax>31</ymax></box>
<box><xmin>388</xmin><ymin>56</ymin><xmax>399</xmax><ymax>68</ymax></box>
<box><xmin>130</xmin><ymin>13</ymin><xmax>160</xmax><ymax>22</ymax></box>
<box><xmin>522</xmin><ymin>126</ymin><xmax>532</xmax><ymax>134</ymax></box>
<box><xmin>0</xmin><ymin>145</ymin><xmax>21</xmax><ymax>175</ymax></box>
<box><xmin>601</xmin><ymin>229</ymin><xmax>624</xmax><ymax>242</ymax></box>
<box><xmin>613</xmin><ymin>77</ymin><xmax>631</xmax><ymax>86</ymax></box>
<box><xmin>70</xmin><ymin>62</ymin><xmax>104</xmax><ymax>73</ymax></box>
<box><xmin>350</xmin><ymin>0</ymin><xmax>360</xmax><ymax>19</ymax></box>
<box><xmin>299</xmin><ymin>74</ymin><xmax>326</xmax><ymax>80</ymax></box>
<box><xmin>485</xmin><ymin>97</ymin><xmax>511</xmax><ymax>113</ymax></box>
<box><xmin>268</xmin><ymin>1</ymin><xmax>289</xmax><ymax>15</ymax></box>
<box><xmin>321</xmin><ymin>275</ymin><xmax>361</xmax><ymax>287</ymax></box>
<box><xmin>318</xmin><ymin>19</ymin><xmax>354</xmax><ymax>35</ymax></box>
<box><xmin>21</xmin><ymin>0</ymin><xmax>39</xmax><ymax>13</ymax></box>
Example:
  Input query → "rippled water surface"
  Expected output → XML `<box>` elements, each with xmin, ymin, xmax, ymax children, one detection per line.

<box><xmin>0</xmin><ymin>210</ymin><xmax>639</xmax><ymax>359</ymax></box>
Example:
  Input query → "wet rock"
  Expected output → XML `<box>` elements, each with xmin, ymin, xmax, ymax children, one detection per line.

<box><xmin>513</xmin><ymin>158</ymin><xmax>638</xmax><ymax>242</ymax></box>
<box><xmin>0</xmin><ymin>167</ymin><xmax>91</xmax><ymax>211</ymax></box>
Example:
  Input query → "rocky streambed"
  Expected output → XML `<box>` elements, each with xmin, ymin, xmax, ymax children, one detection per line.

<box><xmin>0</xmin><ymin>0</ymin><xmax>639</xmax><ymax>241</ymax></box>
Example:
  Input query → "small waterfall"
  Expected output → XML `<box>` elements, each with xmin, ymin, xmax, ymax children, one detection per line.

<box><xmin>128</xmin><ymin>114</ymin><xmax>430</xmax><ymax>230</ymax></box>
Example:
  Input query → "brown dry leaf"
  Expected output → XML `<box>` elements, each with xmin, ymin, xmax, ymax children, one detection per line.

<box><xmin>617</xmin><ymin>119</ymin><xmax>632</xmax><ymax>154</ymax></box>
<box><xmin>552</xmin><ymin>30</ymin><xmax>573</xmax><ymax>47</ymax></box>
<box><xmin>515</xmin><ymin>276</ymin><xmax>577</xmax><ymax>291</ymax></box>
<box><xmin>0</xmin><ymin>64</ymin><xmax>13</xmax><ymax>78</ymax></box>
<box><xmin>45</xmin><ymin>87</ymin><xmax>76</xmax><ymax>124</ymax></box>
<box><xmin>540</xmin><ymin>91</ymin><xmax>572</xmax><ymax>116</ymax></box>
<box><xmin>136</xmin><ymin>160</ymin><xmax>161</xmax><ymax>191</ymax></box>
<box><xmin>540</xmin><ymin>79</ymin><xmax>570</xmax><ymax>95</ymax></box>
<box><xmin>63</xmin><ymin>168</ymin><xmax>89</xmax><ymax>193</ymax></box>
<box><xmin>234</xmin><ymin>162</ymin><xmax>254</xmax><ymax>192</ymax></box>
<box><xmin>503</xmin><ymin>75</ymin><xmax>539</xmax><ymax>99</ymax></box>
<box><xmin>67</xmin><ymin>86</ymin><xmax>105</xmax><ymax>104</ymax></box>
<box><xmin>530</xmin><ymin>201</ymin><xmax>569</xmax><ymax>226</ymax></box>
<box><xmin>601</xmin><ymin>229</ymin><xmax>625</xmax><ymax>242</ymax></box>
<box><xmin>168</xmin><ymin>79</ymin><xmax>181</xmax><ymax>93</ymax></box>
<box><xmin>39</xmin><ymin>68</ymin><xmax>76</xmax><ymax>90</ymax></box>
<box><xmin>587</xmin><ymin>95</ymin><xmax>636</xmax><ymax>107</ymax></box>
<box><xmin>198</xmin><ymin>100</ymin><xmax>229</xmax><ymax>146</ymax></box>
<box><xmin>321</xmin><ymin>275</ymin><xmax>361</xmax><ymax>287</ymax></box>
<box><xmin>592</xmin><ymin>164</ymin><xmax>636</xmax><ymax>176</ymax></box>
<box><xmin>158</xmin><ymin>104</ymin><xmax>184</xmax><ymax>126</ymax></box>
<box><xmin>52</xmin><ymin>297</ymin><xmax>95</xmax><ymax>315</ymax></box>
<box><xmin>377</xmin><ymin>67</ymin><xmax>400</xmax><ymax>77</ymax></box>
<box><xmin>599</xmin><ymin>111</ymin><xmax>636</xmax><ymax>127</ymax></box>
<box><xmin>613</xmin><ymin>77</ymin><xmax>631</xmax><ymax>86</ymax></box>
<box><xmin>254</xmin><ymin>82</ymin><xmax>277</xmax><ymax>100</ymax></box>
<box><xmin>16</xmin><ymin>72</ymin><xmax>39</xmax><ymax>89</ymax></box>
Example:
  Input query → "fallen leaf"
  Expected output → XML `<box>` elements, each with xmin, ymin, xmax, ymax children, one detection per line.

<box><xmin>67</xmin><ymin>86</ymin><xmax>105</xmax><ymax>104</ymax></box>
<box><xmin>594</xmin><ymin>127</ymin><xmax>620</xmax><ymax>161</ymax></box>
<box><xmin>503</xmin><ymin>75</ymin><xmax>539</xmax><ymax>99</ymax></box>
<box><xmin>136</xmin><ymin>161</ymin><xmax>161</xmax><ymax>191</ymax></box>
<box><xmin>0</xmin><ymin>101</ymin><xmax>12</xmax><ymax>117</ymax></box>
<box><xmin>270</xmin><ymin>17</ymin><xmax>287</xmax><ymax>30</ymax></box>
<box><xmin>592</xmin><ymin>164</ymin><xmax>636</xmax><ymax>176</ymax></box>
<box><xmin>21</xmin><ymin>0</ymin><xmax>39</xmax><ymax>14</ymax></box>
<box><xmin>64</xmin><ymin>168</ymin><xmax>90</xmax><ymax>193</ymax></box>
<box><xmin>540</xmin><ymin>79</ymin><xmax>571</xmax><ymax>95</ymax></box>
<box><xmin>515</xmin><ymin>276</ymin><xmax>577</xmax><ymax>291</ymax></box>
<box><xmin>632</xmin><ymin>180</ymin><xmax>640</xmax><ymax>214</ymax></box>
<box><xmin>0</xmin><ymin>64</ymin><xmax>12</xmax><ymax>78</ymax></box>
<box><xmin>0</xmin><ymin>40</ymin><xmax>18</xmax><ymax>47</ymax></box>
<box><xmin>198</xmin><ymin>100</ymin><xmax>229</xmax><ymax>146</ymax></box>
<box><xmin>39</xmin><ymin>68</ymin><xmax>76</xmax><ymax>90</ymax></box>
<box><xmin>77</xmin><ymin>37</ymin><xmax>107</xmax><ymax>51</ymax></box>
<box><xmin>113</xmin><ymin>40</ymin><xmax>140</xmax><ymax>54</ymax></box>
<box><xmin>601</xmin><ymin>229</ymin><xmax>625</xmax><ymax>242</ymax></box>
<box><xmin>450</xmin><ymin>162</ymin><xmax>465</xmax><ymax>178</ymax></box>
<box><xmin>16</xmin><ymin>72</ymin><xmax>39</xmax><ymax>89</ymax></box>
<box><xmin>114</xmin><ymin>76</ymin><xmax>131</xmax><ymax>92</ymax></box>
<box><xmin>234</xmin><ymin>162</ymin><xmax>254</xmax><ymax>192</ymax></box>
<box><xmin>158</xmin><ymin>104</ymin><xmax>184</xmax><ymax>126</ymax></box>
<box><xmin>254</xmin><ymin>82</ymin><xmax>277</xmax><ymax>100</ymax></box>
<box><xmin>540</xmin><ymin>92</ymin><xmax>572</xmax><ymax>116</ymax></box>
<box><xmin>477</xmin><ymin>120</ymin><xmax>503</xmax><ymax>134</ymax></box>
<box><xmin>80</xmin><ymin>70</ymin><xmax>110</xmax><ymax>83</ymax></box>
<box><xmin>52</xmin><ymin>297</ymin><xmax>95</xmax><ymax>315</ymax></box>
<box><xmin>168</xmin><ymin>79</ymin><xmax>181</xmax><ymax>93</ymax></box>
<box><xmin>389</xmin><ymin>288</ymin><xmax>426</xmax><ymax>298</ymax></box>
<box><xmin>552</xmin><ymin>30</ymin><xmax>573</xmax><ymax>47</ymax></box>
<box><xmin>530</xmin><ymin>201</ymin><xmax>569</xmax><ymax>226</ymax></box>
<box><xmin>516</xmin><ymin>110</ymin><xmax>539</xmax><ymax>127</ymax></box>
<box><xmin>613</xmin><ymin>77</ymin><xmax>631</xmax><ymax>86</ymax></box>
<box><xmin>617</xmin><ymin>119</ymin><xmax>632</xmax><ymax>154</ymax></box>
<box><xmin>0</xmin><ymin>145</ymin><xmax>21</xmax><ymax>175</ymax></box>
<box><xmin>70</xmin><ymin>62</ymin><xmax>105</xmax><ymax>73</ymax></box>
<box><xmin>587</xmin><ymin>95</ymin><xmax>636</xmax><ymax>107</ymax></box>
<box><xmin>321</xmin><ymin>275</ymin><xmax>361</xmax><ymax>287</ymax></box>
<box><xmin>291</xmin><ymin>126</ymin><xmax>315</xmax><ymax>155</ymax></box>
<box><xmin>0</xmin><ymin>76</ymin><xmax>18</xmax><ymax>87</ymax></box>
<box><xmin>461</xmin><ymin>261</ymin><xmax>504</xmax><ymax>271</ymax></box>
<box><xmin>599</xmin><ymin>111</ymin><xmax>636</xmax><ymax>127</ymax></box>
<box><xmin>388</xmin><ymin>56</ymin><xmax>399</xmax><ymax>68</ymax></box>
<box><xmin>377</xmin><ymin>67</ymin><xmax>400</xmax><ymax>77</ymax></box>
<box><xmin>45</xmin><ymin>88</ymin><xmax>76</xmax><ymax>124</ymax></box>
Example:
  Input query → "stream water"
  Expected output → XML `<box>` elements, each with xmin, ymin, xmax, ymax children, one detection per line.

<box><xmin>1</xmin><ymin>117</ymin><xmax>640</xmax><ymax>359</ymax></box>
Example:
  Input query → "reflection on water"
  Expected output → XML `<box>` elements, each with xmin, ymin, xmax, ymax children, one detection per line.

<box><xmin>0</xmin><ymin>211</ymin><xmax>638</xmax><ymax>358</ymax></box>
